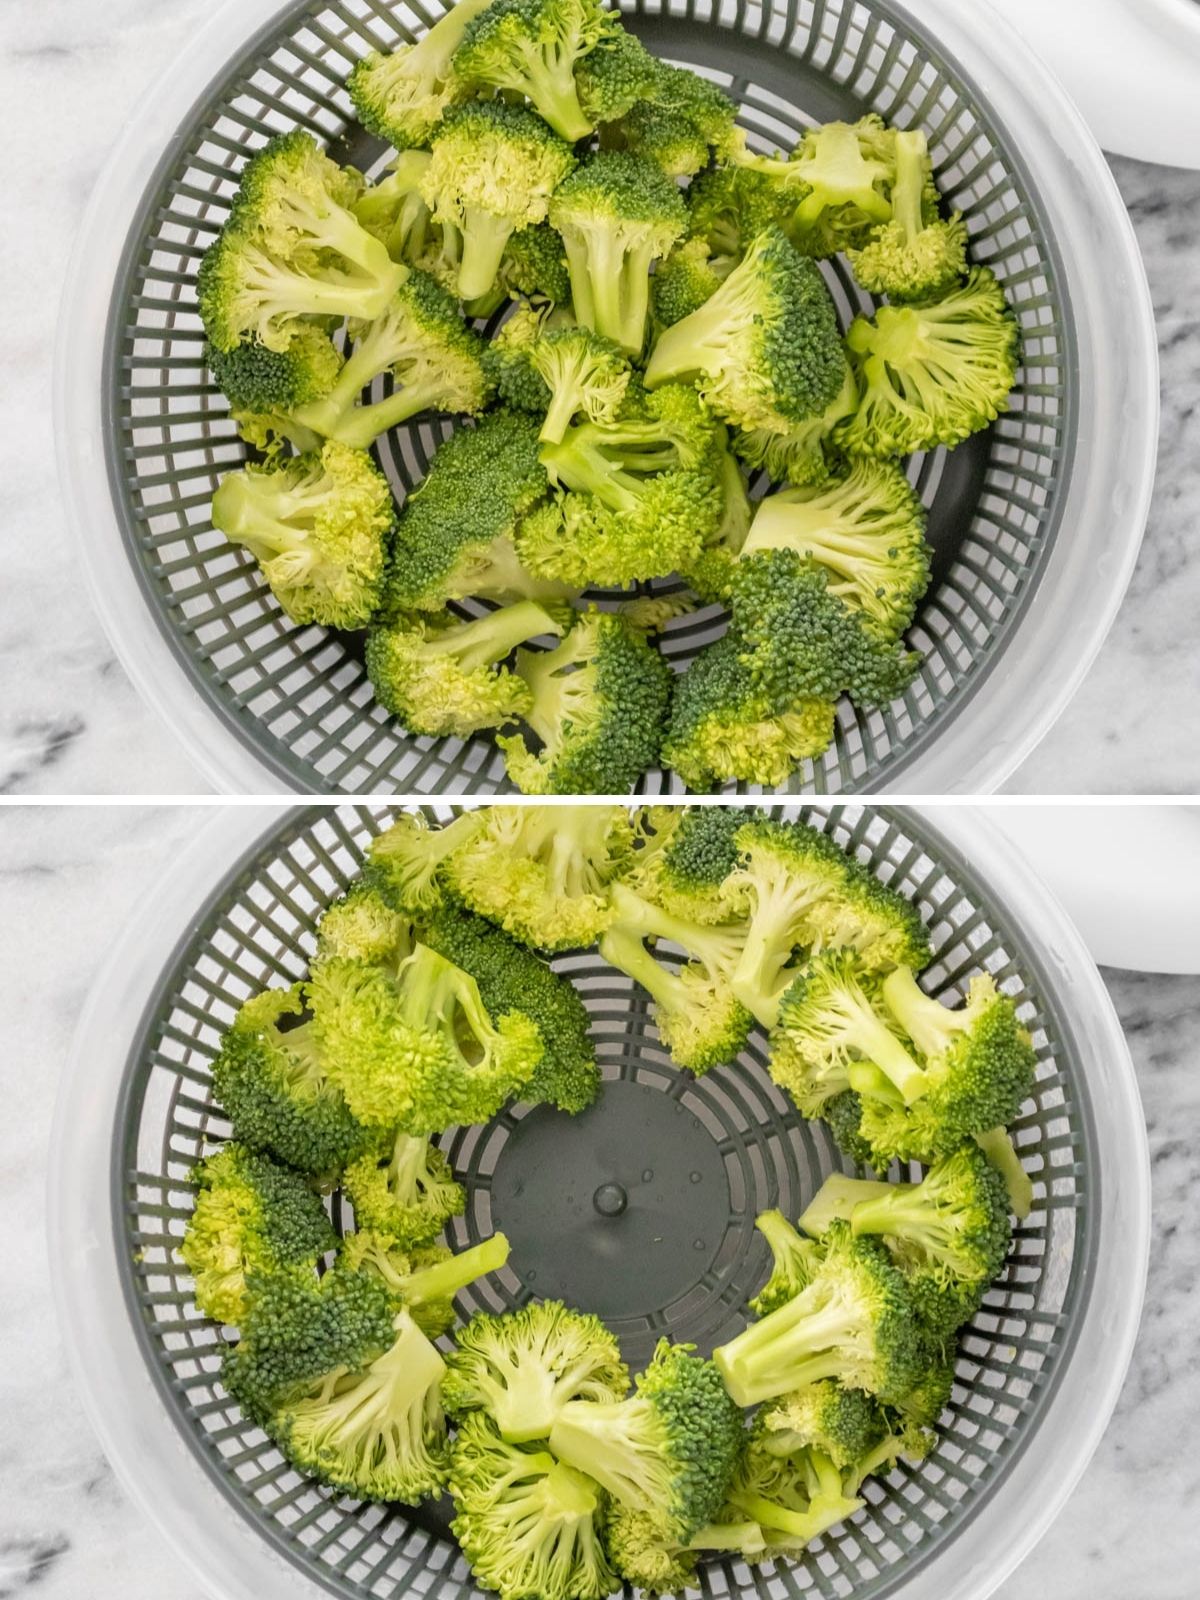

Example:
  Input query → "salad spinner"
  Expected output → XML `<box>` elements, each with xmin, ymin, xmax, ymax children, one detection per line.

<box><xmin>49</xmin><ymin>803</ymin><xmax>1150</xmax><ymax>1600</ymax></box>
<box><xmin>55</xmin><ymin>0</ymin><xmax>1157</xmax><ymax>795</ymax></box>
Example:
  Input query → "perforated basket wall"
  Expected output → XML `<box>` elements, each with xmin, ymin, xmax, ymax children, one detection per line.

<box><xmin>115</xmin><ymin>803</ymin><xmax>1094</xmax><ymax>1600</ymax></box>
<box><xmin>106</xmin><ymin>0</ymin><xmax>1071</xmax><ymax>794</ymax></box>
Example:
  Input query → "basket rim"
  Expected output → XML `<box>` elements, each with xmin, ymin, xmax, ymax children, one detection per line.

<box><xmin>54</xmin><ymin>0</ymin><xmax>1159</xmax><ymax>796</ymax></box>
<box><xmin>48</xmin><ymin>801</ymin><xmax>1151</xmax><ymax>1600</ymax></box>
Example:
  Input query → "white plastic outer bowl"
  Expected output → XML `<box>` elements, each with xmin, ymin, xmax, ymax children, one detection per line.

<box><xmin>48</xmin><ymin>804</ymin><xmax>1151</xmax><ymax>1600</ymax></box>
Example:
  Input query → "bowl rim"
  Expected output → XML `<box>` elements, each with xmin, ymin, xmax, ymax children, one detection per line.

<box><xmin>47</xmin><ymin>800</ymin><xmax>1151</xmax><ymax>1600</ymax></box>
<box><xmin>53</xmin><ymin>0</ymin><xmax>1159</xmax><ymax>795</ymax></box>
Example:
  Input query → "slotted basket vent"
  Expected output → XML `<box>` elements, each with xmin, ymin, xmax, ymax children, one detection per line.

<box><xmin>115</xmin><ymin>803</ymin><xmax>1094</xmax><ymax>1600</ymax></box>
<box><xmin>107</xmin><ymin>0</ymin><xmax>1071</xmax><ymax>794</ymax></box>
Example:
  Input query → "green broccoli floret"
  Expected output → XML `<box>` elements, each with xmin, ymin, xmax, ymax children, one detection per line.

<box><xmin>848</xmin><ymin>129</ymin><xmax>967</xmax><ymax>301</ymax></box>
<box><xmin>838</xmin><ymin>267</ymin><xmax>1019</xmax><ymax>458</ymax></box>
<box><xmin>444</xmin><ymin>1300</ymin><xmax>628</xmax><ymax>1440</ymax></box>
<box><xmin>729</xmin><ymin>362</ymin><xmax>858</xmax><ymax>490</ymax></box>
<box><xmin>662</xmin><ymin>632</ymin><xmax>838</xmax><ymax>792</ymax></box>
<box><xmin>550</xmin><ymin>151</ymin><xmax>687</xmax><ymax>353</ymax></box>
<box><xmin>340</xmin><ymin>1226</ymin><xmax>512</xmax><ymax>1338</ymax></box>
<box><xmin>487</xmin><ymin>303</ymin><xmax>557</xmax><ymax>413</ymax></box>
<box><xmin>643</xmin><ymin>226</ymin><xmax>846</xmax><ymax>435</ymax></box>
<box><xmin>599</xmin><ymin>881</ymin><xmax>752</xmax><ymax>1074</ymax></box>
<box><xmin>724</xmin><ymin>818</ymin><xmax>931</xmax><ymax>1028</ymax></box>
<box><xmin>354</xmin><ymin>152</ymin><xmax>435</xmax><ymax>263</ymax></box>
<box><xmin>651</xmin><ymin>238</ymin><xmax>735</xmax><ymax>329</ymax></box>
<box><xmin>603</xmin><ymin>1507</ymin><xmax>700</xmax><ymax>1595</ymax></box>
<box><xmin>714</xmin><ymin>1219</ymin><xmax>922</xmax><ymax>1406</ymax></box>
<box><xmin>313</xmin><ymin>878</ymin><xmax>416</xmax><ymax>970</ymax></box>
<box><xmin>686</xmin><ymin>163</ymin><xmax>797</xmax><ymax>260</ymax></box>
<box><xmin>198</xmin><ymin>131</ymin><xmax>403</xmax><ymax>352</ymax></box>
<box><xmin>498</xmin><ymin>609</ymin><xmax>673</xmax><ymax>794</ymax></box>
<box><xmin>420</xmin><ymin>101</ymin><xmax>576</xmax><ymax>301</ymax></box>
<box><xmin>309</xmin><ymin>942</ymin><xmax>543</xmax><ymax>1132</ymax></box>
<box><xmin>548</xmin><ymin>1340</ymin><xmax>744</xmax><ymax>1540</ymax></box>
<box><xmin>289</xmin><ymin>269</ymin><xmax>491</xmax><ymax>448</ymax></box>
<box><xmin>180</xmin><ymin>1143</ymin><xmax>336</xmax><ymax>1326</ymax></box>
<box><xmin>975</xmin><ymin>1125</ymin><xmax>1035</xmax><ymax>1220</ymax></box>
<box><xmin>759</xmin><ymin>1380</ymin><xmax>888</xmax><ymax>1473</ymax></box>
<box><xmin>347</xmin><ymin>0</ymin><xmax>495</xmax><ymax>148</ymax></box>
<box><xmin>420</xmin><ymin>903</ymin><xmax>601</xmax><ymax>1111</ymax></box>
<box><xmin>498</xmin><ymin>222</ymin><xmax>574</xmax><ymax>306</ymax></box>
<box><xmin>368</xmin><ymin>808</ymin><xmax>488</xmax><ymax>913</ymax></box>
<box><xmin>225</xmin><ymin>1263</ymin><xmax>449</xmax><ymax>1502</ymax></box>
<box><xmin>750</xmin><ymin>1208</ymin><xmax>825</xmax><ymax>1316</ymax></box>
<box><xmin>530</xmin><ymin>325</ymin><xmax>632</xmax><ymax>443</ymax></box>
<box><xmin>576</xmin><ymin>27</ymin><xmax>660</xmax><ymax>124</ymax></box>
<box><xmin>452</xmin><ymin>0</ymin><xmax>616</xmax><ymax>140</ymax></box>
<box><xmin>450</xmin><ymin>1414</ymin><xmax>617</xmax><ymax>1600</ymax></box>
<box><xmin>613</xmin><ymin>61</ymin><xmax>736</xmax><ymax>178</ymax></box>
<box><xmin>210</xmin><ymin>440</ymin><xmax>394</xmax><ymax>628</ymax></box>
<box><xmin>383</xmin><ymin>410</ymin><xmax>577</xmax><ymax>614</ymax></box>
<box><xmin>627</xmin><ymin>803</ymin><xmax>746</xmax><ymax>924</ymax></box>
<box><xmin>210</xmin><ymin>986</ymin><xmax>368</xmax><ymax>1179</ymax></box>
<box><xmin>366</xmin><ymin>600</ymin><xmax>565</xmax><ymax>736</ymax></box>
<box><xmin>519</xmin><ymin>383</ymin><xmax>724</xmax><ymax>585</ymax></box>
<box><xmin>692</xmin><ymin>1429</ymin><xmax>862</xmax><ymax>1561</ymax></box>
<box><xmin>207</xmin><ymin>324</ymin><xmax>343</xmax><ymax>420</ymax></box>
<box><xmin>439</xmin><ymin>802</ymin><xmax>635</xmax><ymax>951</ymax></box>
<box><xmin>342</xmin><ymin>1128</ymin><xmax>466</xmax><ymax>1249</ymax></box>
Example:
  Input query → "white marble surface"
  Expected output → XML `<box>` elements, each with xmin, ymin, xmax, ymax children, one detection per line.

<box><xmin>3</xmin><ymin>2</ymin><xmax>1199</xmax><ymax>794</ymax></box>
<box><xmin>1</xmin><ymin>803</ymin><xmax>1196</xmax><ymax>1597</ymax></box>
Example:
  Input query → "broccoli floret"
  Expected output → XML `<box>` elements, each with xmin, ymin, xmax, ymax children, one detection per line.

<box><xmin>695</xmin><ymin>1431</ymin><xmax>862</xmax><ymax>1560</ymax></box>
<box><xmin>760</xmin><ymin>1380</ymin><xmax>888</xmax><ymax>1473</ymax></box>
<box><xmin>198</xmin><ymin>131</ymin><xmax>403</xmax><ymax>352</ymax></box>
<box><xmin>576</xmin><ymin>27</ymin><xmax>660</xmax><ymax>124</ymax></box>
<box><xmin>729</xmin><ymin>362</ymin><xmax>858</xmax><ymax>490</ymax></box>
<box><xmin>848</xmin><ymin>129</ymin><xmax>967</xmax><ymax>301</ymax></box>
<box><xmin>616</xmin><ymin>590</ymin><xmax>700</xmax><ymax>633</ymax></box>
<box><xmin>348</xmin><ymin>0</ymin><xmax>493</xmax><ymax>149</ymax></box>
<box><xmin>599</xmin><ymin>881</ymin><xmax>752</xmax><ymax>1074</ymax></box>
<box><xmin>420</xmin><ymin>903</ymin><xmax>601</xmax><ymax>1111</ymax></box>
<box><xmin>604</xmin><ymin>1507</ymin><xmax>700</xmax><ymax>1595</ymax></box>
<box><xmin>453</xmin><ymin>0</ymin><xmax>616</xmax><ymax>140</ymax></box>
<box><xmin>420</xmin><ymin>101</ymin><xmax>576</xmax><ymax>301</ymax></box>
<box><xmin>313</xmin><ymin>878</ymin><xmax>415</xmax><ymax>968</ymax></box>
<box><xmin>210</xmin><ymin>440</ymin><xmax>394</xmax><ymax>628</ymax></box>
<box><xmin>487</xmin><ymin>303</ymin><xmax>557</xmax><ymax>413</ymax></box>
<box><xmin>309</xmin><ymin>942</ymin><xmax>543</xmax><ymax>1132</ymax></box>
<box><xmin>613</xmin><ymin>62</ymin><xmax>736</xmax><ymax>179</ymax></box>
<box><xmin>975</xmin><ymin>1125</ymin><xmax>1035</xmax><ymax>1221</ymax></box>
<box><xmin>498</xmin><ymin>222</ymin><xmax>574</xmax><ymax>306</ymax></box>
<box><xmin>838</xmin><ymin>267</ymin><xmax>1019</xmax><ymax>458</ymax></box>
<box><xmin>290</xmin><ymin>269</ymin><xmax>491</xmax><ymax>448</ymax></box>
<box><xmin>531</xmin><ymin>325</ymin><xmax>632</xmax><ymax>443</ymax></box>
<box><xmin>384</xmin><ymin>410</ymin><xmax>577</xmax><ymax>614</ymax></box>
<box><xmin>366</xmin><ymin>600</ymin><xmax>565</xmax><ymax>736</ymax></box>
<box><xmin>750</xmin><ymin>1208</ymin><xmax>825</xmax><ymax>1317</ymax></box>
<box><xmin>227</xmin><ymin>405</ymin><xmax>323</xmax><ymax>461</ymax></box>
<box><xmin>340</xmin><ymin>1226</ymin><xmax>512</xmax><ymax>1337</ymax></box>
<box><xmin>651</xmin><ymin>238</ymin><xmax>735</xmax><ymax>329</ymax></box>
<box><xmin>354</xmin><ymin>152</ymin><xmax>435</xmax><ymax>264</ymax></box>
<box><xmin>714</xmin><ymin>1219</ymin><xmax>922</xmax><ymax>1406</ymax></box>
<box><xmin>368</xmin><ymin>808</ymin><xmax>486</xmax><ymax>913</ymax></box>
<box><xmin>180</xmin><ymin>1143</ymin><xmax>335</xmax><ymax>1326</ymax></box>
<box><xmin>643</xmin><ymin>226</ymin><xmax>846</xmax><ymax>435</ymax></box>
<box><xmin>450</xmin><ymin>1414</ymin><xmax>616</xmax><ymax>1600</ymax></box>
<box><xmin>439</xmin><ymin>803</ymin><xmax>635</xmax><ymax>951</ymax></box>
<box><xmin>662</xmin><ymin>632</ymin><xmax>838</xmax><ymax>792</ymax></box>
<box><xmin>444</xmin><ymin>1300</ymin><xmax>628</xmax><ymax>1440</ymax></box>
<box><xmin>686</xmin><ymin>163</ymin><xmax>796</xmax><ymax>260</ymax></box>
<box><xmin>207</xmin><ymin>324</ymin><xmax>343</xmax><ymax>420</ymax></box>
<box><xmin>548</xmin><ymin>1340</ymin><xmax>744</xmax><ymax>1540</ymax></box>
<box><xmin>627</xmin><ymin>803</ymin><xmax>746</xmax><ymax>924</ymax></box>
<box><xmin>210</xmin><ymin>986</ymin><xmax>367</xmax><ymax>1179</ymax></box>
<box><xmin>520</xmin><ymin>384</ymin><xmax>725</xmax><ymax>585</ymax></box>
<box><xmin>550</xmin><ymin>151</ymin><xmax>687</xmax><ymax>354</ymax></box>
<box><xmin>724</xmin><ymin>819</ymin><xmax>931</xmax><ymax>1028</ymax></box>
<box><xmin>342</xmin><ymin>1128</ymin><xmax>466</xmax><ymax>1249</ymax></box>
<box><xmin>498</xmin><ymin>610</ymin><xmax>673</xmax><ymax>794</ymax></box>
<box><xmin>225</xmin><ymin>1263</ymin><xmax>449</xmax><ymax>1502</ymax></box>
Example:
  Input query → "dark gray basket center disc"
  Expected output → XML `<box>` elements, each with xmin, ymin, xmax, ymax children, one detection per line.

<box><xmin>106</xmin><ymin>0</ymin><xmax>1072</xmax><ymax>794</ymax></box>
<box><xmin>114</xmin><ymin>803</ymin><xmax>1096</xmax><ymax>1600</ymax></box>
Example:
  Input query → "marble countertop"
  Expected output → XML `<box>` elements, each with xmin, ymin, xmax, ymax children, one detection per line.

<box><xmin>5</xmin><ymin>0</ymin><xmax>1200</xmax><ymax>795</ymax></box>
<box><xmin>2</xmin><ymin>803</ymin><xmax>1196</xmax><ymax>1597</ymax></box>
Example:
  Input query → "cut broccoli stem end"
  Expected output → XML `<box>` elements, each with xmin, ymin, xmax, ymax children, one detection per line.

<box><xmin>404</xmin><ymin>1232</ymin><xmax>511</xmax><ymax>1308</ymax></box>
<box><xmin>975</xmin><ymin>1126</ymin><xmax>1034</xmax><ymax>1221</ymax></box>
<box><xmin>458</xmin><ymin>209</ymin><xmax>520</xmax><ymax>302</ymax></box>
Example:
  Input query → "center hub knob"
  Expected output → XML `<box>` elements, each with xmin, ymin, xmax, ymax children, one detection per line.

<box><xmin>593</xmin><ymin>1182</ymin><xmax>628</xmax><ymax>1217</ymax></box>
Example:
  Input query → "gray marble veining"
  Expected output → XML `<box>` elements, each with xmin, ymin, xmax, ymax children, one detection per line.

<box><xmin>3</xmin><ymin>4</ymin><xmax>1198</xmax><ymax>793</ymax></box>
<box><xmin>0</xmin><ymin>805</ymin><xmax>1195</xmax><ymax>1596</ymax></box>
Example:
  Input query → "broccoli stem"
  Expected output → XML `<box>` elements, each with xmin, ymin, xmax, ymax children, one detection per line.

<box><xmin>975</xmin><ymin>1126</ymin><xmax>1033</xmax><ymax>1221</ymax></box>
<box><xmin>846</xmin><ymin>1183</ymin><xmax>927</xmax><ymax>1242</ymax></box>
<box><xmin>548</xmin><ymin>1401</ymin><xmax>661</xmax><ymax>1510</ymax></box>
<box><xmin>520</xmin><ymin>49</ymin><xmax>592</xmax><ymax>141</ymax></box>
<box><xmin>724</xmin><ymin>1488</ymin><xmax>851</xmax><ymax>1542</ymax></box>
<box><xmin>715</xmin><ymin>1289</ymin><xmax>867</xmax><ymax>1406</ymax></box>
<box><xmin>326</xmin><ymin>377</ymin><xmax>455</xmax><ymax>448</ymax></box>
<box><xmin>421</xmin><ymin>602</ymin><xmax>562</xmax><ymax>671</ymax></box>
<box><xmin>211</xmin><ymin>475</ymin><xmax>319</xmax><ymax>568</ymax></box>
<box><xmin>688</xmin><ymin>1522</ymin><xmax>767</xmax><ymax>1553</ymax></box>
<box><xmin>599</xmin><ymin>926</ymin><xmax>685</xmax><ymax>1015</ymax></box>
<box><xmin>756</xmin><ymin>1207</ymin><xmax>807</xmax><ymax>1268</ymax></box>
<box><xmin>880</xmin><ymin>967</ymin><xmax>957</xmax><ymax>1058</ymax></box>
<box><xmin>541</xmin><ymin>434</ymin><xmax>641</xmax><ymax>513</ymax></box>
<box><xmin>890</xmin><ymin>131</ymin><xmax>928</xmax><ymax>246</ymax></box>
<box><xmin>404</xmin><ymin>1231</ymin><xmax>511</xmax><ymax>1309</ymax></box>
<box><xmin>799</xmin><ymin>1174</ymin><xmax>890</xmax><ymax>1237</ymax></box>
<box><xmin>643</xmin><ymin>258</ymin><xmax>759</xmax><ymax>388</ymax></box>
<box><xmin>541</xmin><ymin>384</ymin><xmax>584</xmax><ymax>445</ymax></box>
<box><xmin>458</xmin><ymin>207</ymin><xmax>520</xmax><ymax>302</ymax></box>
<box><xmin>842</xmin><ymin>1002</ymin><xmax>927</xmax><ymax>1104</ymax></box>
<box><xmin>846</xmin><ymin>1060</ymin><xmax>905</xmax><ymax>1109</ymax></box>
<box><xmin>561</xmin><ymin>234</ymin><xmax>598</xmax><ymax>331</ymax></box>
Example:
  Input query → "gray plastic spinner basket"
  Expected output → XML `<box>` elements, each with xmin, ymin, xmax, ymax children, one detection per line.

<box><xmin>115</xmin><ymin>803</ymin><xmax>1093</xmax><ymax>1600</ymax></box>
<box><xmin>106</xmin><ymin>0</ymin><xmax>1070</xmax><ymax>795</ymax></box>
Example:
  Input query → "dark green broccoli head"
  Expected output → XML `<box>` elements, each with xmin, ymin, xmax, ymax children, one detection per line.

<box><xmin>499</xmin><ymin>222</ymin><xmax>573</xmax><ymax>306</ymax></box>
<box><xmin>207</xmin><ymin>325</ymin><xmax>343</xmax><ymax>416</ymax></box>
<box><xmin>760</xmin><ymin>1380</ymin><xmax>888</xmax><ymax>1474</ymax></box>
<box><xmin>453</xmin><ymin>0</ymin><xmax>617</xmax><ymax>141</ymax></box>
<box><xmin>576</xmin><ymin>27</ymin><xmax>660</xmax><ymax>124</ymax></box>
<box><xmin>652</xmin><ymin>238</ymin><xmax>734</xmax><ymax>329</ymax></box>
<box><xmin>628</xmin><ymin>803</ymin><xmax>747</xmax><ymax>924</ymax></box>
<box><xmin>687</xmin><ymin>163</ymin><xmax>797</xmax><ymax>259</ymax></box>
<box><xmin>614</xmin><ymin>61</ymin><xmax>736</xmax><ymax>178</ymax></box>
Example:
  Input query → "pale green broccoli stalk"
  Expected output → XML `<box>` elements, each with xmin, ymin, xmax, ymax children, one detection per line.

<box><xmin>452</xmin><ymin>0</ymin><xmax>617</xmax><ymax>141</ymax></box>
<box><xmin>180</xmin><ymin>1143</ymin><xmax>336</xmax><ymax>1326</ymax></box>
<box><xmin>443</xmin><ymin>1300</ymin><xmax>628</xmax><ymax>1440</ymax></box>
<box><xmin>729</xmin><ymin>360</ymin><xmax>858</xmax><ymax>491</ymax></box>
<box><xmin>210</xmin><ymin>441</ymin><xmax>394</xmax><ymax>629</ymax></box>
<box><xmin>530</xmin><ymin>325</ymin><xmax>631</xmax><ymax>443</ymax></box>
<box><xmin>838</xmin><ymin>267</ymin><xmax>1019</xmax><ymax>457</ymax></box>
<box><xmin>365</xmin><ymin>600</ymin><xmax>565</xmax><ymax>737</ymax></box>
<box><xmin>198</xmin><ymin>131</ymin><xmax>404</xmax><ymax>352</ymax></box>
<box><xmin>643</xmin><ymin>226</ymin><xmax>847</xmax><ymax>435</ymax></box>
<box><xmin>309</xmin><ymin>942</ymin><xmax>543</xmax><ymax>1133</ymax></box>
<box><xmin>347</xmin><ymin>0</ymin><xmax>495</xmax><ymax>149</ymax></box>
<box><xmin>353</xmin><ymin>152</ymin><xmax>435</xmax><ymax>263</ymax></box>
<box><xmin>498</xmin><ymin>608</ymin><xmax>673</xmax><ymax>795</ymax></box>
<box><xmin>550</xmin><ymin>151</ymin><xmax>687</xmax><ymax>354</ymax></box>
<box><xmin>227</xmin><ymin>405</ymin><xmax>323</xmax><ymax>462</ymax></box>
<box><xmin>848</xmin><ymin>129</ymin><xmax>968</xmax><ymax>300</ymax></box>
<box><xmin>291</xmin><ymin>269</ymin><xmax>492</xmax><ymax>447</ymax></box>
<box><xmin>464</xmin><ymin>224</ymin><xmax>574</xmax><ymax>317</ymax></box>
<box><xmin>342</xmin><ymin>1129</ymin><xmax>466</xmax><ymax>1249</ymax></box>
<box><xmin>449</xmin><ymin>1414</ymin><xmax>617</xmax><ymax>1600</ymax></box>
<box><xmin>420</xmin><ymin>101</ymin><xmax>576</xmax><ymax>301</ymax></box>
<box><xmin>799</xmin><ymin>1173</ymin><xmax>892</xmax><ymax>1239</ymax></box>
<box><xmin>340</xmin><ymin>1227</ymin><xmax>512</xmax><ymax>1338</ymax></box>
<box><xmin>975</xmin><ymin>1125</ymin><xmax>1034</xmax><ymax>1221</ymax></box>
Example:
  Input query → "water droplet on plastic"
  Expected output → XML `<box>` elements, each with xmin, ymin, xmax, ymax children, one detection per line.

<box><xmin>689</xmin><ymin>1171</ymin><xmax>702</xmax><ymax>1184</ymax></box>
<box><xmin>693</xmin><ymin>1238</ymin><xmax>706</xmax><ymax>1251</ymax></box>
<box><xmin>641</xmin><ymin>1169</ymin><xmax>654</xmax><ymax>1182</ymax></box>
<box><xmin>526</xmin><ymin>1269</ymin><xmax>537</xmax><ymax>1282</ymax></box>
